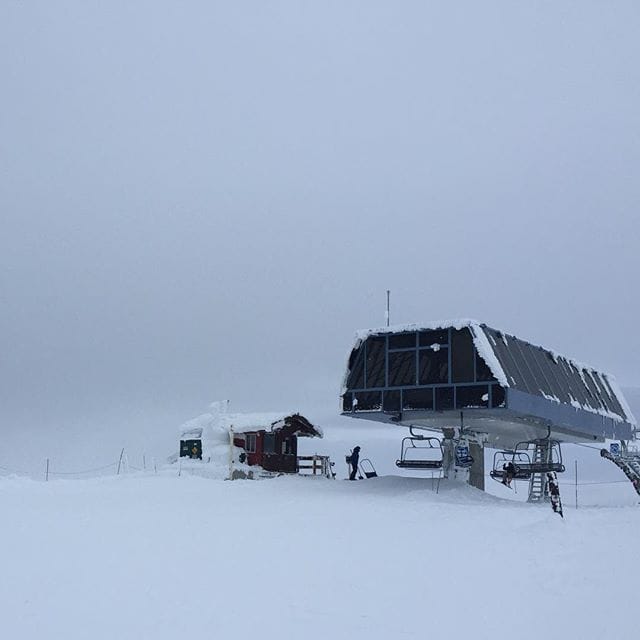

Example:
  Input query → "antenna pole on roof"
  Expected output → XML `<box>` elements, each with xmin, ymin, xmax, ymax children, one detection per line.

<box><xmin>386</xmin><ymin>290</ymin><xmax>390</xmax><ymax>327</ymax></box>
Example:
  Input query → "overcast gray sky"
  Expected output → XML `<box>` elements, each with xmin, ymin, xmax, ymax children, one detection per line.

<box><xmin>1</xmin><ymin>1</ymin><xmax>639</xmax><ymax>446</ymax></box>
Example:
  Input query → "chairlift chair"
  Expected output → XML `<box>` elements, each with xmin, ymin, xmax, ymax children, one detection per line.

<box><xmin>490</xmin><ymin>438</ymin><xmax>565</xmax><ymax>484</ymax></box>
<box><xmin>489</xmin><ymin>449</ymin><xmax>533</xmax><ymax>483</ymax></box>
<box><xmin>511</xmin><ymin>438</ymin><xmax>565</xmax><ymax>475</ymax></box>
<box><xmin>396</xmin><ymin>427</ymin><xmax>444</xmax><ymax>470</ymax></box>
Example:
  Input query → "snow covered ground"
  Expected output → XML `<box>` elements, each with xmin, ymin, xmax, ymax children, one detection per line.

<box><xmin>2</xmin><ymin>416</ymin><xmax>639</xmax><ymax>640</ymax></box>
<box><xmin>2</xmin><ymin>392</ymin><xmax>639</xmax><ymax>639</ymax></box>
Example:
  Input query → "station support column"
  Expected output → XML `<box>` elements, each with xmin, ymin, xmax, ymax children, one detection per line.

<box><xmin>468</xmin><ymin>442</ymin><xmax>485</xmax><ymax>491</ymax></box>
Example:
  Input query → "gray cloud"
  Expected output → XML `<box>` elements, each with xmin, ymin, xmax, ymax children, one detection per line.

<box><xmin>1</xmin><ymin>1</ymin><xmax>639</xmax><ymax>445</ymax></box>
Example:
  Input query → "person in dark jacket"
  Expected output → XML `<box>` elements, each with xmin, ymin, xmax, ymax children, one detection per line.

<box><xmin>349</xmin><ymin>446</ymin><xmax>361</xmax><ymax>480</ymax></box>
<box><xmin>502</xmin><ymin>461</ymin><xmax>516</xmax><ymax>487</ymax></box>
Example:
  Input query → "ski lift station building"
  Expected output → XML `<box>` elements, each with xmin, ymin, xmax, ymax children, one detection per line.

<box><xmin>341</xmin><ymin>320</ymin><xmax>636</xmax><ymax>452</ymax></box>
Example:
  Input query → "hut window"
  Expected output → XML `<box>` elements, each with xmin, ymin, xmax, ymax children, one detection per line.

<box><xmin>264</xmin><ymin>433</ymin><xmax>276</xmax><ymax>454</ymax></box>
<box><xmin>245</xmin><ymin>434</ymin><xmax>257</xmax><ymax>453</ymax></box>
<box><xmin>282</xmin><ymin>438</ymin><xmax>295</xmax><ymax>455</ymax></box>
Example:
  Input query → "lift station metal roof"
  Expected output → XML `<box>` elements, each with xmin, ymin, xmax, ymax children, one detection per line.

<box><xmin>340</xmin><ymin>320</ymin><xmax>636</xmax><ymax>448</ymax></box>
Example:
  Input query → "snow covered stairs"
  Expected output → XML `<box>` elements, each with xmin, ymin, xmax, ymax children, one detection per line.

<box><xmin>600</xmin><ymin>448</ymin><xmax>640</xmax><ymax>497</ymax></box>
<box><xmin>528</xmin><ymin>441</ymin><xmax>552</xmax><ymax>503</ymax></box>
<box><xmin>528</xmin><ymin>472</ymin><xmax>546</xmax><ymax>502</ymax></box>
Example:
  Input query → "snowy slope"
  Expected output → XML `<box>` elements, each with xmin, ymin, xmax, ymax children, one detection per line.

<box><xmin>2</xmin><ymin>393</ymin><xmax>639</xmax><ymax>639</ymax></box>
<box><xmin>1</xmin><ymin>472</ymin><xmax>638</xmax><ymax>640</ymax></box>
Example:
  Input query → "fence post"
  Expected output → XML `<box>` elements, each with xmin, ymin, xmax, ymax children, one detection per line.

<box><xmin>45</xmin><ymin>458</ymin><xmax>49</xmax><ymax>482</ymax></box>
<box><xmin>142</xmin><ymin>454</ymin><xmax>146</xmax><ymax>471</ymax></box>
<box><xmin>117</xmin><ymin>448</ymin><xmax>125</xmax><ymax>475</ymax></box>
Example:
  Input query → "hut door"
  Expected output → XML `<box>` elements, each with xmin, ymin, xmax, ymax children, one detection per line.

<box><xmin>282</xmin><ymin>437</ymin><xmax>296</xmax><ymax>456</ymax></box>
<box><xmin>281</xmin><ymin>437</ymin><xmax>297</xmax><ymax>473</ymax></box>
<box><xmin>261</xmin><ymin>433</ymin><xmax>277</xmax><ymax>472</ymax></box>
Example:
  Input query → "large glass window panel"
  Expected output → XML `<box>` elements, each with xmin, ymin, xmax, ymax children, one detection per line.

<box><xmin>451</xmin><ymin>328</ymin><xmax>475</xmax><ymax>383</ymax></box>
<box><xmin>403</xmin><ymin>388</ymin><xmax>434</xmax><ymax>410</ymax></box>
<box><xmin>419</xmin><ymin>329</ymin><xmax>449</xmax><ymax>347</ymax></box>
<box><xmin>365</xmin><ymin>337</ymin><xmax>386</xmax><ymax>388</ymax></box>
<box><xmin>383</xmin><ymin>390</ymin><xmax>401</xmax><ymax>412</ymax></box>
<box><xmin>455</xmin><ymin>385</ymin><xmax>489</xmax><ymax>409</ymax></box>
<box><xmin>389</xmin><ymin>351</ymin><xmax>416</xmax><ymax>387</ymax></box>
<box><xmin>435</xmin><ymin>387</ymin><xmax>454</xmax><ymax>411</ymax></box>
<box><xmin>389</xmin><ymin>332</ymin><xmax>417</xmax><ymax>350</ymax></box>
<box><xmin>419</xmin><ymin>348</ymin><xmax>448</xmax><ymax>384</ymax></box>
<box><xmin>342</xmin><ymin>393</ymin><xmax>353</xmax><ymax>412</ymax></box>
<box><xmin>491</xmin><ymin>384</ymin><xmax>506</xmax><ymax>408</ymax></box>
<box><xmin>355</xmin><ymin>391</ymin><xmax>382</xmax><ymax>411</ymax></box>
<box><xmin>346</xmin><ymin>347</ymin><xmax>365</xmax><ymax>390</ymax></box>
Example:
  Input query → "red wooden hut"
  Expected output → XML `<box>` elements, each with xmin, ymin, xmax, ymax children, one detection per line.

<box><xmin>232</xmin><ymin>413</ymin><xmax>322</xmax><ymax>474</ymax></box>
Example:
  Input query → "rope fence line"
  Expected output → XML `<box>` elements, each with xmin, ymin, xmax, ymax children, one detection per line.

<box><xmin>1</xmin><ymin>462</ymin><xmax>633</xmax><ymax>487</ymax></box>
<box><xmin>48</xmin><ymin>462</ymin><xmax>118</xmax><ymax>476</ymax></box>
<box><xmin>559</xmin><ymin>479</ymin><xmax>629</xmax><ymax>486</ymax></box>
<box><xmin>574</xmin><ymin>443</ymin><xmax>607</xmax><ymax>452</ymax></box>
<box><xmin>483</xmin><ymin>473</ymin><xmax>630</xmax><ymax>487</ymax></box>
<box><xmin>0</xmin><ymin>464</ymin><xmax>34</xmax><ymax>475</ymax></box>
<box><xmin>0</xmin><ymin>452</ymin><xmax>158</xmax><ymax>481</ymax></box>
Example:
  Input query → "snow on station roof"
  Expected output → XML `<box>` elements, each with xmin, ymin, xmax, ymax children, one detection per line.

<box><xmin>343</xmin><ymin>320</ymin><xmax>636</xmax><ymax>441</ymax></box>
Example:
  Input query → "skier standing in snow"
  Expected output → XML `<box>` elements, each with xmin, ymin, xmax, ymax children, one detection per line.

<box><xmin>349</xmin><ymin>446</ymin><xmax>361</xmax><ymax>480</ymax></box>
